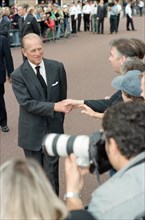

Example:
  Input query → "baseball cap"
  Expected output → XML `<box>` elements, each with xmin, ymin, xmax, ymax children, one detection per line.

<box><xmin>111</xmin><ymin>70</ymin><xmax>142</xmax><ymax>97</ymax></box>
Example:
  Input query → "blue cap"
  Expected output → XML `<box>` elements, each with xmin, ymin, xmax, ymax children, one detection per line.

<box><xmin>111</xmin><ymin>70</ymin><xmax>142</xmax><ymax>97</ymax></box>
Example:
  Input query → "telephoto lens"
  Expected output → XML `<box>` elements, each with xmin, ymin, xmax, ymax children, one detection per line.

<box><xmin>43</xmin><ymin>132</ymin><xmax>112</xmax><ymax>175</ymax></box>
<box><xmin>43</xmin><ymin>133</ymin><xmax>91</xmax><ymax>167</ymax></box>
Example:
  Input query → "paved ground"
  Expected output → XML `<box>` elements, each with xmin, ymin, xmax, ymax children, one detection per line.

<box><xmin>0</xmin><ymin>15</ymin><xmax>144</xmax><ymax>204</ymax></box>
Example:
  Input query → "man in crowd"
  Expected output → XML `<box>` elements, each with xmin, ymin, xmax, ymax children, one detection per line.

<box><xmin>0</xmin><ymin>7</ymin><xmax>10</xmax><ymax>37</ymax></box>
<box><xmin>65</xmin><ymin>38</ymin><xmax>145</xmax><ymax>112</ymax></box>
<box><xmin>11</xmin><ymin>33</ymin><xmax>71</xmax><ymax>195</ymax></box>
<box><xmin>17</xmin><ymin>3</ymin><xmax>40</xmax><ymax>39</ymax></box>
<box><xmin>64</xmin><ymin>101</ymin><xmax>145</xmax><ymax>220</ymax></box>
<box><xmin>0</xmin><ymin>35</ymin><xmax>14</xmax><ymax>132</ymax></box>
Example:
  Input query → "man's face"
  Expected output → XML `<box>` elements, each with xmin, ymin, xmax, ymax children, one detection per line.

<box><xmin>141</xmin><ymin>76</ymin><xmax>145</xmax><ymax>100</ymax></box>
<box><xmin>17</xmin><ymin>6</ymin><xmax>25</xmax><ymax>16</ymax></box>
<box><xmin>22</xmin><ymin>38</ymin><xmax>43</xmax><ymax>65</ymax></box>
<box><xmin>109</xmin><ymin>47</ymin><xmax>124</xmax><ymax>74</ymax></box>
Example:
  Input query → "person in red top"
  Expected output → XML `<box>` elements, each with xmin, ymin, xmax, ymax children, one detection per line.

<box><xmin>44</xmin><ymin>11</ymin><xmax>55</xmax><ymax>41</ymax></box>
<box><xmin>45</xmin><ymin>11</ymin><xmax>55</xmax><ymax>31</ymax></box>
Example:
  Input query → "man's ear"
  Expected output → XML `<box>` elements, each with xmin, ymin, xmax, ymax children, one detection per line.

<box><xmin>120</xmin><ymin>55</ymin><xmax>126</xmax><ymax>65</ymax></box>
<box><xmin>109</xmin><ymin>138</ymin><xmax>119</xmax><ymax>155</ymax></box>
<box><xmin>21</xmin><ymin>48</ymin><xmax>26</xmax><ymax>57</ymax></box>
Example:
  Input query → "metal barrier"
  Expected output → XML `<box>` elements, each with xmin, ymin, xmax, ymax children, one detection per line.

<box><xmin>9</xmin><ymin>20</ymin><xmax>71</xmax><ymax>47</ymax></box>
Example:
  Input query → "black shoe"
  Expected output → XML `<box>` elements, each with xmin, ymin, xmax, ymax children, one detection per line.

<box><xmin>132</xmin><ymin>29</ymin><xmax>137</xmax><ymax>31</ymax></box>
<box><xmin>1</xmin><ymin>125</ymin><xmax>9</xmax><ymax>132</ymax></box>
<box><xmin>127</xmin><ymin>29</ymin><xmax>130</xmax><ymax>31</ymax></box>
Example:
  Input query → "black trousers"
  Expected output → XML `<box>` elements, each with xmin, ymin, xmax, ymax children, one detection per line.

<box><xmin>126</xmin><ymin>14</ymin><xmax>135</xmax><ymax>30</ymax></box>
<box><xmin>71</xmin><ymin>15</ymin><xmax>77</xmax><ymax>33</ymax></box>
<box><xmin>98</xmin><ymin>18</ymin><xmax>104</xmax><ymax>33</ymax></box>
<box><xmin>110</xmin><ymin>15</ymin><xmax>117</xmax><ymax>33</ymax></box>
<box><xmin>0</xmin><ymin>83</ymin><xmax>7</xmax><ymax>127</ymax></box>
<box><xmin>83</xmin><ymin>14</ymin><xmax>90</xmax><ymax>31</ymax></box>
<box><xmin>24</xmin><ymin>148</ymin><xmax>59</xmax><ymax>195</ymax></box>
<box><xmin>77</xmin><ymin>13</ymin><xmax>82</xmax><ymax>31</ymax></box>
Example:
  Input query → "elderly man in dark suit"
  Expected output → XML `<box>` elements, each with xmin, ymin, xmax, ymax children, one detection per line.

<box><xmin>11</xmin><ymin>33</ymin><xmax>71</xmax><ymax>195</ymax></box>
<box><xmin>0</xmin><ymin>35</ymin><xmax>14</xmax><ymax>132</ymax></box>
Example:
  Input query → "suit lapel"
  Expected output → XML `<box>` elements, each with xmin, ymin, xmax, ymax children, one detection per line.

<box><xmin>43</xmin><ymin>59</ymin><xmax>54</xmax><ymax>100</ymax></box>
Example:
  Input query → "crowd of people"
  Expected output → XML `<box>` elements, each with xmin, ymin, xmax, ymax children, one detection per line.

<box><xmin>0</xmin><ymin>0</ymin><xmax>144</xmax><ymax>46</ymax></box>
<box><xmin>0</xmin><ymin>1</ymin><xmax>145</xmax><ymax>219</ymax></box>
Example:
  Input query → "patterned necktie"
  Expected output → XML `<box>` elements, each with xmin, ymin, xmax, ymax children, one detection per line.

<box><xmin>35</xmin><ymin>66</ymin><xmax>47</xmax><ymax>98</ymax></box>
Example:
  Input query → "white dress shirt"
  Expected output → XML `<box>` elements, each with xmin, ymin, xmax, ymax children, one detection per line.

<box><xmin>28</xmin><ymin>60</ymin><xmax>47</xmax><ymax>85</ymax></box>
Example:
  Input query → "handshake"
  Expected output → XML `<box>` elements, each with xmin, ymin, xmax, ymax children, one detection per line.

<box><xmin>54</xmin><ymin>99</ymin><xmax>83</xmax><ymax>114</ymax></box>
<box><xmin>54</xmin><ymin>99</ymin><xmax>104</xmax><ymax>119</ymax></box>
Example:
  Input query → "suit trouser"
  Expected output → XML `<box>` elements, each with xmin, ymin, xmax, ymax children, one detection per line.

<box><xmin>77</xmin><ymin>13</ymin><xmax>82</xmax><ymax>31</ymax></box>
<box><xmin>110</xmin><ymin>15</ymin><xmax>117</xmax><ymax>33</ymax></box>
<box><xmin>0</xmin><ymin>83</ymin><xmax>7</xmax><ymax>127</ymax></box>
<box><xmin>98</xmin><ymin>18</ymin><xmax>104</xmax><ymax>33</ymax></box>
<box><xmin>83</xmin><ymin>14</ymin><xmax>90</xmax><ymax>31</ymax></box>
<box><xmin>24</xmin><ymin>148</ymin><xmax>59</xmax><ymax>195</ymax></box>
<box><xmin>71</xmin><ymin>15</ymin><xmax>77</xmax><ymax>33</ymax></box>
<box><xmin>126</xmin><ymin>15</ymin><xmax>135</xmax><ymax>30</ymax></box>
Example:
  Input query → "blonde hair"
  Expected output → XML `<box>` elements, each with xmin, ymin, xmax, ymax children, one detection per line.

<box><xmin>0</xmin><ymin>159</ymin><xmax>68</xmax><ymax>220</ymax></box>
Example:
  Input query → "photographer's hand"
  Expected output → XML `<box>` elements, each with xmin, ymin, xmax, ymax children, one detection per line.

<box><xmin>64</xmin><ymin>153</ymin><xmax>89</xmax><ymax>210</ymax></box>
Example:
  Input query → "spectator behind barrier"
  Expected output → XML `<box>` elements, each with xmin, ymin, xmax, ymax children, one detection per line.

<box><xmin>64</xmin><ymin>101</ymin><xmax>145</xmax><ymax>220</ymax></box>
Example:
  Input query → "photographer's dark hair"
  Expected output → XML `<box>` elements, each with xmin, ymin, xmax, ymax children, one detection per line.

<box><xmin>103</xmin><ymin>102</ymin><xmax>145</xmax><ymax>159</ymax></box>
<box><xmin>110</xmin><ymin>38</ymin><xmax>145</xmax><ymax>59</ymax></box>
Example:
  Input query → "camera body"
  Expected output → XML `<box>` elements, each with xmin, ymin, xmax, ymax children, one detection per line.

<box><xmin>43</xmin><ymin>131</ymin><xmax>112</xmax><ymax>175</ymax></box>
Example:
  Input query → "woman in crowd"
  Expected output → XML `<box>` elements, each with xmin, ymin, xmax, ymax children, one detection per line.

<box><xmin>0</xmin><ymin>158</ymin><xmax>68</xmax><ymax>220</ymax></box>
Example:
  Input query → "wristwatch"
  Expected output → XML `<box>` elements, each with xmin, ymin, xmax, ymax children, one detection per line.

<box><xmin>64</xmin><ymin>192</ymin><xmax>81</xmax><ymax>201</ymax></box>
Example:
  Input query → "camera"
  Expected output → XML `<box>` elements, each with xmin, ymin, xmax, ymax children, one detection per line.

<box><xmin>43</xmin><ymin>131</ymin><xmax>112</xmax><ymax>175</ymax></box>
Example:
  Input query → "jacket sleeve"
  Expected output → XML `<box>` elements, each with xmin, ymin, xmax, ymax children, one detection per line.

<box><xmin>84</xmin><ymin>90</ymin><xmax>123</xmax><ymax>113</ymax></box>
<box><xmin>3</xmin><ymin>36</ymin><xmax>14</xmax><ymax>75</ymax></box>
<box><xmin>31</xmin><ymin>16</ymin><xmax>40</xmax><ymax>35</ymax></box>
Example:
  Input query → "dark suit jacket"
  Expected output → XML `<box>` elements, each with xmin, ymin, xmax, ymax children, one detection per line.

<box><xmin>97</xmin><ymin>5</ymin><xmax>107</xmax><ymax>19</ymax></box>
<box><xmin>11</xmin><ymin>58</ymin><xmax>67</xmax><ymax>151</ymax></box>
<box><xmin>18</xmin><ymin>13</ymin><xmax>40</xmax><ymax>38</ymax></box>
<box><xmin>0</xmin><ymin>16</ymin><xmax>10</xmax><ymax>37</ymax></box>
<box><xmin>0</xmin><ymin>35</ymin><xmax>14</xmax><ymax>84</ymax></box>
<box><xmin>84</xmin><ymin>90</ymin><xmax>123</xmax><ymax>113</ymax></box>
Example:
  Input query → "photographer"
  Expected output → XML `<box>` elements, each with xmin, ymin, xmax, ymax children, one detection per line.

<box><xmin>64</xmin><ymin>102</ymin><xmax>145</xmax><ymax>220</ymax></box>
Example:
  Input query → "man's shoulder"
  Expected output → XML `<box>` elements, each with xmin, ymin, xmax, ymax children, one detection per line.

<box><xmin>11</xmin><ymin>62</ymin><xmax>28</xmax><ymax>77</ymax></box>
<box><xmin>43</xmin><ymin>58</ymin><xmax>62</xmax><ymax>66</ymax></box>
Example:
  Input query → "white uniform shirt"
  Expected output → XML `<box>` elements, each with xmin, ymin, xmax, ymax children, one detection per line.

<box><xmin>125</xmin><ymin>3</ymin><xmax>132</xmax><ymax>18</ymax></box>
<box><xmin>82</xmin><ymin>4</ymin><xmax>91</xmax><ymax>14</ymax></box>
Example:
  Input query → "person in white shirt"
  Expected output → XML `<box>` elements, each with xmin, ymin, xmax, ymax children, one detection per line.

<box><xmin>69</xmin><ymin>1</ymin><xmax>78</xmax><ymax>33</ymax></box>
<box><xmin>82</xmin><ymin>1</ymin><xmax>91</xmax><ymax>31</ymax></box>
<box><xmin>116</xmin><ymin>1</ymin><xmax>122</xmax><ymax>32</ymax></box>
<box><xmin>138</xmin><ymin>0</ymin><xmax>144</xmax><ymax>16</ymax></box>
<box><xmin>76</xmin><ymin>1</ymin><xmax>82</xmax><ymax>31</ymax></box>
<box><xmin>90</xmin><ymin>1</ymin><xmax>98</xmax><ymax>33</ymax></box>
<box><xmin>125</xmin><ymin>0</ymin><xmax>136</xmax><ymax>31</ymax></box>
